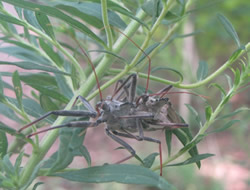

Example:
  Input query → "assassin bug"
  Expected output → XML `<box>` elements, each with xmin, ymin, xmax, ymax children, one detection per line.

<box><xmin>18</xmin><ymin>30</ymin><xmax>188</xmax><ymax>176</ymax></box>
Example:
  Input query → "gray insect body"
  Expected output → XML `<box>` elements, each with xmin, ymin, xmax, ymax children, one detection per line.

<box><xmin>99</xmin><ymin>100</ymin><xmax>137</xmax><ymax>132</ymax></box>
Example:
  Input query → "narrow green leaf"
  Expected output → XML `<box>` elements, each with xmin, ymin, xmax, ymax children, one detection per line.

<box><xmin>0</xmin><ymin>103</ymin><xmax>22</xmax><ymax>123</ymax></box>
<box><xmin>35</xmin><ymin>12</ymin><xmax>55</xmax><ymax>40</ymax></box>
<box><xmin>196</xmin><ymin>61</ymin><xmax>208</xmax><ymax>81</ymax></box>
<box><xmin>208</xmin><ymin>120</ymin><xmax>240</xmax><ymax>134</ymax></box>
<box><xmin>151</xmin><ymin>66</ymin><xmax>184</xmax><ymax>83</ymax></box>
<box><xmin>172</xmin><ymin>128</ymin><xmax>201</xmax><ymax>168</ymax></box>
<box><xmin>12</xmin><ymin>71</ymin><xmax>23</xmax><ymax>109</ymax></box>
<box><xmin>0</xmin><ymin>61</ymin><xmax>70</xmax><ymax>75</ymax></box>
<box><xmin>209</xmin><ymin>83</ymin><xmax>226</xmax><ymax>97</ymax></box>
<box><xmin>39</xmin><ymin>39</ymin><xmax>63</xmax><ymax>67</ymax></box>
<box><xmin>0</xmin><ymin>131</ymin><xmax>8</xmax><ymax>158</ymax></box>
<box><xmin>225</xmin><ymin>74</ymin><xmax>233</xmax><ymax>89</ymax></box>
<box><xmin>0</xmin><ymin>73</ymin><xmax>6</xmax><ymax>103</ymax></box>
<box><xmin>52</xmin><ymin>164</ymin><xmax>174</xmax><ymax>190</ymax></box>
<box><xmin>136</xmin><ymin>43</ymin><xmax>160</xmax><ymax>66</ymax></box>
<box><xmin>185</xmin><ymin>104</ymin><xmax>202</xmax><ymax>127</ymax></box>
<box><xmin>216</xmin><ymin>107</ymin><xmax>250</xmax><ymax>120</ymax></box>
<box><xmin>167</xmin><ymin>154</ymin><xmax>214</xmax><ymax>167</ymax></box>
<box><xmin>2</xmin><ymin>154</ymin><xmax>15</xmax><ymax>175</ymax></box>
<box><xmin>20</xmin><ymin>73</ymin><xmax>69</xmax><ymax>103</ymax></box>
<box><xmin>234</xmin><ymin>68</ymin><xmax>241</xmax><ymax>87</ymax></box>
<box><xmin>76</xmin><ymin>145</ymin><xmax>91</xmax><ymax>167</ymax></box>
<box><xmin>2</xmin><ymin>0</ymin><xmax>105</xmax><ymax>46</ymax></box>
<box><xmin>55</xmin><ymin>74</ymin><xmax>73</xmax><ymax>99</ymax></box>
<box><xmin>165</xmin><ymin>130</ymin><xmax>172</xmax><ymax>156</ymax></box>
<box><xmin>143</xmin><ymin>153</ymin><xmax>159</xmax><ymax>168</ymax></box>
<box><xmin>49</xmin><ymin>128</ymin><xmax>87</xmax><ymax>173</ymax></box>
<box><xmin>229</xmin><ymin>47</ymin><xmax>245</xmax><ymax>62</ymax></box>
<box><xmin>23</xmin><ymin>9</ymin><xmax>42</xmax><ymax>30</ymax></box>
<box><xmin>53</xmin><ymin>1</ymin><xmax>127</xmax><ymax>29</ymax></box>
<box><xmin>14</xmin><ymin>151</ymin><xmax>24</xmax><ymax>170</ymax></box>
<box><xmin>217</xmin><ymin>13</ymin><xmax>241</xmax><ymax>48</ymax></box>
<box><xmin>40</xmin><ymin>95</ymin><xmax>59</xmax><ymax>118</ymax></box>
<box><xmin>205</xmin><ymin>105</ymin><xmax>213</xmax><ymax>121</ymax></box>
<box><xmin>0</xmin><ymin>13</ymin><xmax>26</xmax><ymax>26</ymax></box>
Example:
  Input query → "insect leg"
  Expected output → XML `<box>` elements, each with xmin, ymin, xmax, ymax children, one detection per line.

<box><xmin>105</xmin><ymin>127</ymin><xmax>136</xmax><ymax>164</ymax></box>
<box><xmin>27</xmin><ymin>120</ymin><xmax>98</xmax><ymax>138</ymax></box>
<box><xmin>19</xmin><ymin>96</ymin><xmax>97</xmax><ymax>133</ymax></box>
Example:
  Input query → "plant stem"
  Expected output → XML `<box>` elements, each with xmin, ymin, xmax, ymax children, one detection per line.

<box><xmin>101</xmin><ymin>0</ymin><xmax>113</xmax><ymax>50</ymax></box>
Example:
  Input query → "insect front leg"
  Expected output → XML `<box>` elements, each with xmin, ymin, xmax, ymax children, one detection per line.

<box><xmin>18</xmin><ymin>96</ymin><xmax>97</xmax><ymax>133</ymax></box>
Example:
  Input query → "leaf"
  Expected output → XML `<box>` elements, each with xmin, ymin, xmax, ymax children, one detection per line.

<box><xmin>229</xmin><ymin>47</ymin><xmax>245</xmax><ymax>62</ymax></box>
<box><xmin>20</xmin><ymin>73</ymin><xmax>69</xmax><ymax>103</ymax></box>
<box><xmin>225</xmin><ymin>74</ymin><xmax>233</xmax><ymax>89</ymax></box>
<box><xmin>185</xmin><ymin>104</ymin><xmax>202</xmax><ymax>127</ymax></box>
<box><xmin>216</xmin><ymin>107</ymin><xmax>250</xmax><ymax>120</ymax></box>
<box><xmin>75</xmin><ymin>145</ymin><xmax>91</xmax><ymax>167</ymax></box>
<box><xmin>52</xmin><ymin>1</ymin><xmax>127</xmax><ymax>29</ymax></box>
<box><xmin>165</xmin><ymin>130</ymin><xmax>172</xmax><ymax>156</ymax></box>
<box><xmin>2</xmin><ymin>0</ymin><xmax>105</xmax><ymax>47</ymax></box>
<box><xmin>233</xmin><ymin>68</ymin><xmax>241</xmax><ymax>87</ymax></box>
<box><xmin>49</xmin><ymin>128</ymin><xmax>87</xmax><ymax>173</ymax></box>
<box><xmin>52</xmin><ymin>164</ymin><xmax>174</xmax><ymax>190</ymax></box>
<box><xmin>0</xmin><ymin>103</ymin><xmax>22</xmax><ymax>123</ymax></box>
<box><xmin>0</xmin><ymin>46</ymin><xmax>51</xmax><ymax>65</ymax></box>
<box><xmin>39</xmin><ymin>39</ymin><xmax>63</xmax><ymax>67</ymax></box>
<box><xmin>0</xmin><ymin>61</ymin><xmax>70</xmax><ymax>75</ymax></box>
<box><xmin>12</xmin><ymin>71</ymin><xmax>23</xmax><ymax>109</ymax></box>
<box><xmin>172</xmin><ymin>128</ymin><xmax>201</xmax><ymax>168</ymax></box>
<box><xmin>2</xmin><ymin>154</ymin><xmax>15</xmax><ymax>175</ymax></box>
<box><xmin>0</xmin><ymin>73</ymin><xmax>6</xmax><ymax>103</ymax></box>
<box><xmin>196</xmin><ymin>61</ymin><xmax>208</xmax><ymax>81</ymax></box>
<box><xmin>0</xmin><ymin>13</ymin><xmax>26</xmax><ymax>26</ymax></box>
<box><xmin>23</xmin><ymin>9</ymin><xmax>42</xmax><ymax>30</ymax></box>
<box><xmin>208</xmin><ymin>120</ymin><xmax>240</xmax><ymax>134</ymax></box>
<box><xmin>40</xmin><ymin>95</ymin><xmax>59</xmax><ymax>119</ymax></box>
<box><xmin>205</xmin><ymin>105</ymin><xmax>213</xmax><ymax>121</ymax></box>
<box><xmin>166</xmin><ymin>154</ymin><xmax>214</xmax><ymax>167</ymax></box>
<box><xmin>35</xmin><ymin>12</ymin><xmax>55</xmax><ymax>40</ymax></box>
<box><xmin>209</xmin><ymin>83</ymin><xmax>226</xmax><ymax>97</ymax></box>
<box><xmin>14</xmin><ymin>151</ymin><xmax>24</xmax><ymax>170</ymax></box>
<box><xmin>142</xmin><ymin>153</ymin><xmax>159</xmax><ymax>168</ymax></box>
<box><xmin>136</xmin><ymin>43</ymin><xmax>160</xmax><ymax>66</ymax></box>
<box><xmin>0</xmin><ymin>131</ymin><xmax>8</xmax><ymax>158</ymax></box>
<box><xmin>55</xmin><ymin>74</ymin><xmax>73</xmax><ymax>99</ymax></box>
<box><xmin>217</xmin><ymin>13</ymin><xmax>241</xmax><ymax>48</ymax></box>
<box><xmin>151</xmin><ymin>66</ymin><xmax>184</xmax><ymax>83</ymax></box>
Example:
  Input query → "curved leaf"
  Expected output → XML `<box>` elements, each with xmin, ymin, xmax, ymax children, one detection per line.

<box><xmin>35</xmin><ymin>12</ymin><xmax>55</xmax><ymax>40</ymax></box>
<box><xmin>0</xmin><ymin>61</ymin><xmax>70</xmax><ymax>75</ymax></box>
<box><xmin>196</xmin><ymin>61</ymin><xmax>208</xmax><ymax>81</ymax></box>
<box><xmin>0</xmin><ymin>131</ymin><xmax>8</xmax><ymax>158</ymax></box>
<box><xmin>166</xmin><ymin>154</ymin><xmax>214</xmax><ymax>167</ymax></box>
<box><xmin>217</xmin><ymin>13</ymin><xmax>241</xmax><ymax>48</ymax></box>
<box><xmin>52</xmin><ymin>1</ymin><xmax>127</xmax><ymax>29</ymax></box>
<box><xmin>52</xmin><ymin>164</ymin><xmax>174</xmax><ymax>190</ymax></box>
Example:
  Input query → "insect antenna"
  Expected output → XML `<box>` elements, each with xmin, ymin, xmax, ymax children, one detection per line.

<box><xmin>110</xmin><ymin>27</ymin><xmax>152</xmax><ymax>95</ymax></box>
<box><xmin>72</xmin><ymin>37</ymin><xmax>103</xmax><ymax>101</ymax></box>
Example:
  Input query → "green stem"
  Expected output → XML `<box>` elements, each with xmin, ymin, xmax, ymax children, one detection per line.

<box><xmin>101</xmin><ymin>0</ymin><xmax>113</xmax><ymax>50</ymax></box>
<box><xmin>19</xmin><ymin>9</ymin><xmax>147</xmax><ymax>187</ymax></box>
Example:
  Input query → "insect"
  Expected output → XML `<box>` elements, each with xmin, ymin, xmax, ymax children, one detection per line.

<box><xmin>18</xmin><ymin>32</ymin><xmax>188</xmax><ymax>176</ymax></box>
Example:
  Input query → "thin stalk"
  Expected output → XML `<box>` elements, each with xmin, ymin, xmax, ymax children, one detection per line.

<box><xmin>101</xmin><ymin>0</ymin><xmax>113</xmax><ymax>50</ymax></box>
